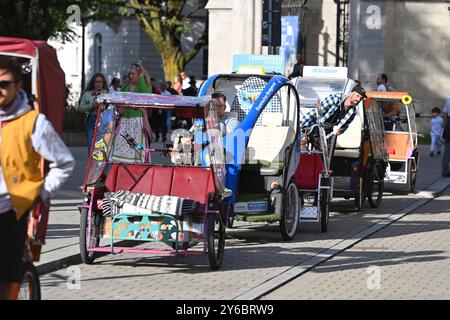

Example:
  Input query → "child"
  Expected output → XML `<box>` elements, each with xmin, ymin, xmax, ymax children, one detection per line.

<box><xmin>430</xmin><ymin>107</ymin><xmax>444</xmax><ymax>156</ymax></box>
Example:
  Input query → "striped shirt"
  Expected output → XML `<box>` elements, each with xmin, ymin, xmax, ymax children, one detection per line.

<box><xmin>300</xmin><ymin>93</ymin><xmax>357</xmax><ymax>136</ymax></box>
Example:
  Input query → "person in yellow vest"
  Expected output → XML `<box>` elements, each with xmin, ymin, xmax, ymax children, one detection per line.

<box><xmin>0</xmin><ymin>57</ymin><xmax>75</xmax><ymax>300</ymax></box>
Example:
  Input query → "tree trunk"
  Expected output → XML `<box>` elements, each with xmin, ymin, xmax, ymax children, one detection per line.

<box><xmin>162</xmin><ymin>52</ymin><xmax>185</xmax><ymax>83</ymax></box>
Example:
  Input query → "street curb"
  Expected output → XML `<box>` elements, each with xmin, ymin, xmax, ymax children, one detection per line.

<box><xmin>37</xmin><ymin>245</ymin><xmax>81</xmax><ymax>275</ymax></box>
<box><xmin>234</xmin><ymin>178</ymin><xmax>450</xmax><ymax>300</ymax></box>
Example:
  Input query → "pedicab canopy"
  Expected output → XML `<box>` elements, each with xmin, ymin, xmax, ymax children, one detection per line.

<box><xmin>366</xmin><ymin>91</ymin><xmax>412</xmax><ymax>102</ymax></box>
<box><xmin>97</xmin><ymin>91</ymin><xmax>210</xmax><ymax>107</ymax></box>
<box><xmin>0</xmin><ymin>36</ymin><xmax>66</xmax><ymax>134</ymax></box>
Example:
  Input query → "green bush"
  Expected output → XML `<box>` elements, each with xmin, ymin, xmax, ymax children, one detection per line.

<box><xmin>418</xmin><ymin>133</ymin><xmax>431</xmax><ymax>145</ymax></box>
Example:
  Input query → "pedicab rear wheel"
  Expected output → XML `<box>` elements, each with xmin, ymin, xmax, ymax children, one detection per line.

<box><xmin>17</xmin><ymin>262</ymin><xmax>41</xmax><ymax>300</ymax></box>
<box><xmin>207</xmin><ymin>212</ymin><xmax>225</xmax><ymax>270</ymax></box>
<box><xmin>367</xmin><ymin>162</ymin><xmax>384</xmax><ymax>208</ymax></box>
<box><xmin>280</xmin><ymin>182</ymin><xmax>299</xmax><ymax>241</ymax></box>
<box><xmin>79</xmin><ymin>208</ymin><xmax>100</xmax><ymax>264</ymax></box>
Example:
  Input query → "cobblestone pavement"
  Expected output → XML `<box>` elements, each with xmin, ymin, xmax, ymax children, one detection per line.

<box><xmin>38</xmin><ymin>146</ymin><xmax>446</xmax><ymax>300</ymax></box>
<box><xmin>263</xmin><ymin>189</ymin><xmax>450</xmax><ymax>300</ymax></box>
<box><xmin>39</xmin><ymin>192</ymin><xmax>430</xmax><ymax>300</ymax></box>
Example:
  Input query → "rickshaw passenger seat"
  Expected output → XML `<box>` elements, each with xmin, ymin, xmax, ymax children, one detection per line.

<box><xmin>294</xmin><ymin>153</ymin><xmax>324</xmax><ymax>190</ymax></box>
<box><xmin>261</xmin><ymin>112</ymin><xmax>284</xmax><ymax>127</ymax></box>
<box><xmin>385</xmin><ymin>132</ymin><xmax>412</xmax><ymax>160</ymax></box>
<box><xmin>104</xmin><ymin>163</ymin><xmax>215</xmax><ymax>205</ymax></box>
<box><xmin>333</xmin><ymin>114</ymin><xmax>362</xmax><ymax>158</ymax></box>
<box><xmin>245</xmin><ymin>118</ymin><xmax>295</xmax><ymax>173</ymax></box>
<box><xmin>170</xmin><ymin>167</ymin><xmax>215</xmax><ymax>204</ymax></box>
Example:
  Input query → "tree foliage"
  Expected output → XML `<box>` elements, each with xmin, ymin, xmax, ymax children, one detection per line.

<box><xmin>0</xmin><ymin>0</ymin><xmax>127</xmax><ymax>41</ymax></box>
<box><xmin>0</xmin><ymin>0</ymin><xmax>208</xmax><ymax>80</ymax></box>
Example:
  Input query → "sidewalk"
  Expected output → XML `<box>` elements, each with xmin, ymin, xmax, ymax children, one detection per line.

<box><xmin>263</xmin><ymin>187</ymin><xmax>450</xmax><ymax>300</ymax></box>
<box><xmin>36</xmin><ymin>147</ymin><xmax>87</xmax><ymax>273</ymax></box>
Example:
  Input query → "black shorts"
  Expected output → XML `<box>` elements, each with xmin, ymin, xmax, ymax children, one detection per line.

<box><xmin>0</xmin><ymin>210</ymin><xmax>29</xmax><ymax>283</ymax></box>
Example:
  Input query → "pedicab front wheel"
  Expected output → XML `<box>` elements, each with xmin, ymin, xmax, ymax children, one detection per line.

<box><xmin>79</xmin><ymin>208</ymin><xmax>100</xmax><ymax>265</ymax></box>
<box><xmin>280</xmin><ymin>182</ymin><xmax>299</xmax><ymax>241</ymax></box>
<box><xmin>17</xmin><ymin>262</ymin><xmax>41</xmax><ymax>300</ymax></box>
<box><xmin>207</xmin><ymin>213</ymin><xmax>225</xmax><ymax>270</ymax></box>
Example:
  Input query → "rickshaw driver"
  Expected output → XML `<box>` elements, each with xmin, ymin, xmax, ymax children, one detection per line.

<box><xmin>0</xmin><ymin>58</ymin><xmax>75</xmax><ymax>300</ymax></box>
<box><xmin>300</xmin><ymin>85</ymin><xmax>368</xmax><ymax>138</ymax></box>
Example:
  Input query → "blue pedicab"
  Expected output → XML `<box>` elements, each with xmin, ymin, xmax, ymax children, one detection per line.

<box><xmin>199</xmin><ymin>74</ymin><xmax>302</xmax><ymax>240</ymax></box>
<box><xmin>79</xmin><ymin>93</ymin><xmax>229</xmax><ymax>270</ymax></box>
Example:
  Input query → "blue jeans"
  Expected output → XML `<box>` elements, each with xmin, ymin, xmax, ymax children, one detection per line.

<box><xmin>85</xmin><ymin>113</ymin><xmax>97</xmax><ymax>155</ymax></box>
<box><xmin>430</xmin><ymin>133</ymin><xmax>442</xmax><ymax>153</ymax></box>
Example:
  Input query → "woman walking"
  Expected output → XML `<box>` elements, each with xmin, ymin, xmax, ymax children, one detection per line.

<box><xmin>79</xmin><ymin>73</ymin><xmax>108</xmax><ymax>155</ymax></box>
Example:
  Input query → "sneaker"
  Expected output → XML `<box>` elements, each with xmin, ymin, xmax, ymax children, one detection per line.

<box><xmin>437</xmin><ymin>151</ymin><xmax>441</xmax><ymax>155</ymax></box>
<box><xmin>442</xmin><ymin>173</ymin><xmax>450</xmax><ymax>178</ymax></box>
<box><xmin>430</xmin><ymin>152</ymin><xmax>434</xmax><ymax>157</ymax></box>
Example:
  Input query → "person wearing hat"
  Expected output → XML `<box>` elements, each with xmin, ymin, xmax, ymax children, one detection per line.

<box><xmin>301</xmin><ymin>85</ymin><xmax>367</xmax><ymax>137</ymax></box>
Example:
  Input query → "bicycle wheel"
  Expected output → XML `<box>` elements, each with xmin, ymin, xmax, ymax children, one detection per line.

<box><xmin>367</xmin><ymin>162</ymin><xmax>384</xmax><ymax>208</ymax></box>
<box><xmin>280</xmin><ymin>181</ymin><xmax>299</xmax><ymax>240</ymax></box>
<box><xmin>17</xmin><ymin>262</ymin><xmax>41</xmax><ymax>300</ymax></box>
<box><xmin>320</xmin><ymin>188</ymin><xmax>330</xmax><ymax>233</ymax></box>
<box><xmin>207</xmin><ymin>212</ymin><xmax>225</xmax><ymax>270</ymax></box>
<box><xmin>79</xmin><ymin>208</ymin><xmax>100</xmax><ymax>264</ymax></box>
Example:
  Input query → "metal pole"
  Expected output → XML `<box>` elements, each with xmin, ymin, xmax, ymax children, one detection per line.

<box><xmin>81</xmin><ymin>20</ymin><xmax>86</xmax><ymax>91</ymax></box>
<box><xmin>336</xmin><ymin>0</ymin><xmax>341</xmax><ymax>66</ymax></box>
<box><xmin>268</xmin><ymin>0</ymin><xmax>273</xmax><ymax>55</ymax></box>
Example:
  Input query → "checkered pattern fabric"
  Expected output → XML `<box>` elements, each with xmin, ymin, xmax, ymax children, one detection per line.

<box><xmin>102</xmin><ymin>190</ymin><xmax>199</xmax><ymax>217</ymax></box>
<box><xmin>300</xmin><ymin>93</ymin><xmax>357</xmax><ymax>138</ymax></box>
<box><xmin>230</xmin><ymin>76</ymin><xmax>282</xmax><ymax>126</ymax></box>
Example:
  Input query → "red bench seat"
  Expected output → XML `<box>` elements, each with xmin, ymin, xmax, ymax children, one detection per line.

<box><xmin>104</xmin><ymin>164</ymin><xmax>216</xmax><ymax>205</ymax></box>
<box><xmin>294</xmin><ymin>153</ymin><xmax>324</xmax><ymax>190</ymax></box>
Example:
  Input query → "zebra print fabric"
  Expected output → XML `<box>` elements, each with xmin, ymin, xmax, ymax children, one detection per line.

<box><xmin>102</xmin><ymin>190</ymin><xmax>200</xmax><ymax>217</ymax></box>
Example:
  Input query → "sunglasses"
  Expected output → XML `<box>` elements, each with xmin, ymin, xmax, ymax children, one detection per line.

<box><xmin>0</xmin><ymin>80</ymin><xmax>15</xmax><ymax>89</ymax></box>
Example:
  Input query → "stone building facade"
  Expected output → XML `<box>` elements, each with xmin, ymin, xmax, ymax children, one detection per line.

<box><xmin>206</xmin><ymin>0</ymin><xmax>450</xmax><ymax>132</ymax></box>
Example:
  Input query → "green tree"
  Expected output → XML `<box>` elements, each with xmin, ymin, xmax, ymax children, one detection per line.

<box><xmin>0</xmin><ymin>0</ymin><xmax>208</xmax><ymax>81</ymax></box>
<box><xmin>0</xmin><ymin>0</ymin><xmax>127</xmax><ymax>42</ymax></box>
<box><xmin>127</xmin><ymin>0</ymin><xmax>208</xmax><ymax>81</ymax></box>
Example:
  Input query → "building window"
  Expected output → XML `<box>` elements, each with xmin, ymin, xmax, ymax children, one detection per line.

<box><xmin>94</xmin><ymin>33</ymin><xmax>102</xmax><ymax>73</ymax></box>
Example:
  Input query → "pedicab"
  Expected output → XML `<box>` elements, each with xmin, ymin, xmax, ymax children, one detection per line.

<box><xmin>366</xmin><ymin>91</ymin><xmax>419</xmax><ymax>193</ymax></box>
<box><xmin>293</xmin><ymin>102</ymin><xmax>335</xmax><ymax>232</ymax></box>
<box><xmin>0</xmin><ymin>36</ymin><xmax>66</xmax><ymax>300</ymax></box>
<box><xmin>199</xmin><ymin>73</ymin><xmax>302</xmax><ymax>240</ymax></box>
<box><xmin>79</xmin><ymin>92</ymin><xmax>228</xmax><ymax>270</ymax></box>
<box><xmin>293</xmin><ymin>68</ymin><xmax>352</xmax><ymax>229</ymax></box>
<box><xmin>330</xmin><ymin>93</ymin><xmax>388</xmax><ymax>211</ymax></box>
<box><xmin>295</xmin><ymin>67</ymin><xmax>388</xmax><ymax>212</ymax></box>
